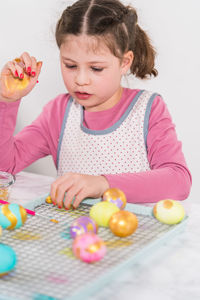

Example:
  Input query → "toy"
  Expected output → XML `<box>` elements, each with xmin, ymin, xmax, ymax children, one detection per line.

<box><xmin>153</xmin><ymin>199</ymin><xmax>185</xmax><ymax>225</ymax></box>
<box><xmin>102</xmin><ymin>188</ymin><xmax>127</xmax><ymax>209</ymax></box>
<box><xmin>109</xmin><ymin>210</ymin><xmax>138</xmax><ymax>237</ymax></box>
<box><xmin>89</xmin><ymin>201</ymin><xmax>119</xmax><ymax>227</ymax></box>
<box><xmin>72</xmin><ymin>233</ymin><xmax>106</xmax><ymax>263</ymax></box>
<box><xmin>0</xmin><ymin>203</ymin><xmax>27</xmax><ymax>230</ymax></box>
<box><xmin>0</xmin><ymin>199</ymin><xmax>58</xmax><ymax>223</ymax></box>
<box><xmin>70</xmin><ymin>216</ymin><xmax>98</xmax><ymax>239</ymax></box>
<box><xmin>0</xmin><ymin>244</ymin><xmax>17</xmax><ymax>276</ymax></box>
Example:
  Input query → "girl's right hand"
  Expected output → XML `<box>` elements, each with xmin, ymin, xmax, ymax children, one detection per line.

<box><xmin>0</xmin><ymin>52</ymin><xmax>42</xmax><ymax>102</ymax></box>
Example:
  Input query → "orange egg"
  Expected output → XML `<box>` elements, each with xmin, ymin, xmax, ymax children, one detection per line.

<box><xmin>109</xmin><ymin>210</ymin><xmax>138</xmax><ymax>237</ymax></box>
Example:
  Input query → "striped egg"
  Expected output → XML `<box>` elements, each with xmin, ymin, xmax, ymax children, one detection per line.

<box><xmin>0</xmin><ymin>203</ymin><xmax>27</xmax><ymax>230</ymax></box>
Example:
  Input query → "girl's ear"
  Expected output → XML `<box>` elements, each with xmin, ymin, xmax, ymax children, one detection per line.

<box><xmin>121</xmin><ymin>51</ymin><xmax>134</xmax><ymax>75</ymax></box>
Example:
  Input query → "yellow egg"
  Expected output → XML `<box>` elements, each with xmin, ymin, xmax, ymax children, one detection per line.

<box><xmin>3</xmin><ymin>73</ymin><xmax>30</xmax><ymax>94</ymax></box>
<box><xmin>153</xmin><ymin>199</ymin><xmax>185</xmax><ymax>225</ymax></box>
<box><xmin>89</xmin><ymin>202</ymin><xmax>119</xmax><ymax>227</ymax></box>
<box><xmin>109</xmin><ymin>210</ymin><xmax>138</xmax><ymax>237</ymax></box>
<box><xmin>0</xmin><ymin>226</ymin><xmax>2</xmax><ymax>237</ymax></box>
<box><xmin>102</xmin><ymin>188</ymin><xmax>127</xmax><ymax>209</ymax></box>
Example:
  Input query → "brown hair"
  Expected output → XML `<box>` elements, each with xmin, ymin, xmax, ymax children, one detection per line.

<box><xmin>56</xmin><ymin>0</ymin><xmax>158</xmax><ymax>79</ymax></box>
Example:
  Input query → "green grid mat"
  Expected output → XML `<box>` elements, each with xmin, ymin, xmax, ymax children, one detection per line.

<box><xmin>0</xmin><ymin>201</ymin><xmax>188</xmax><ymax>300</ymax></box>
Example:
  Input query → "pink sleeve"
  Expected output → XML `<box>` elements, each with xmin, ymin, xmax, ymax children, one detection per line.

<box><xmin>104</xmin><ymin>95</ymin><xmax>192</xmax><ymax>204</ymax></box>
<box><xmin>0</xmin><ymin>95</ymin><xmax>69</xmax><ymax>174</ymax></box>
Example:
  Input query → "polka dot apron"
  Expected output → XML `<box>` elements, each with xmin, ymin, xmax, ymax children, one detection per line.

<box><xmin>57</xmin><ymin>90</ymin><xmax>158</xmax><ymax>176</ymax></box>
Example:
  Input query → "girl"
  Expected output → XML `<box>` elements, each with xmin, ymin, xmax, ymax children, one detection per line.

<box><xmin>0</xmin><ymin>0</ymin><xmax>191</xmax><ymax>209</ymax></box>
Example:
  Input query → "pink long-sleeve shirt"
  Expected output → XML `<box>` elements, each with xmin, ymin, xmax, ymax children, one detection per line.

<box><xmin>0</xmin><ymin>88</ymin><xmax>192</xmax><ymax>203</ymax></box>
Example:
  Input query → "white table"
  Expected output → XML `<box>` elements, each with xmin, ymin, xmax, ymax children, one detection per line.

<box><xmin>9</xmin><ymin>172</ymin><xmax>200</xmax><ymax>300</ymax></box>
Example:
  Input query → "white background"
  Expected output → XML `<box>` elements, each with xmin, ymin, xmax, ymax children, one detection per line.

<box><xmin>0</xmin><ymin>0</ymin><xmax>199</xmax><ymax>202</ymax></box>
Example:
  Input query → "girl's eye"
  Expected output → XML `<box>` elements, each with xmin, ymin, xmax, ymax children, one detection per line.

<box><xmin>65</xmin><ymin>64</ymin><xmax>76</xmax><ymax>69</ymax></box>
<box><xmin>91</xmin><ymin>67</ymin><xmax>103</xmax><ymax>72</ymax></box>
<box><xmin>64</xmin><ymin>64</ymin><xmax>103</xmax><ymax>72</ymax></box>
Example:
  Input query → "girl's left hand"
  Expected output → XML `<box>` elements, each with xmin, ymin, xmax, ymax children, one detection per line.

<box><xmin>50</xmin><ymin>173</ymin><xmax>109</xmax><ymax>209</ymax></box>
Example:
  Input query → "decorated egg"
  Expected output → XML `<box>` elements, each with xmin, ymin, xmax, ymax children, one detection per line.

<box><xmin>70</xmin><ymin>216</ymin><xmax>98</xmax><ymax>238</ymax></box>
<box><xmin>153</xmin><ymin>199</ymin><xmax>185</xmax><ymax>225</ymax></box>
<box><xmin>0</xmin><ymin>203</ymin><xmax>27</xmax><ymax>230</ymax></box>
<box><xmin>103</xmin><ymin>188</ymin><xmax>127</xmax><ymax>209</ymax></box>
<box><xmin>109</xmin><ymin>210</ymin><xmax>138</xmax><ymax>237</ymax></box>
<box><xmin>0</xmin><ymin>244</ymin><xmax>17</xmax><ymax>276</ymax></box>
<box><xmin>3</xmin><ymin>73</ymin><xmax>30</xmax><ymax>94</ymax></box>
<box><xmin>72</xmin><ymin>233</ymin><xmax>106</xmax><ymax>263</ymax></box>
<box><xmin>90</xmin><ymin>201</ymin><xmax>119</xmax><ymax>227</ymax></box>
<box><xmin>0</xmin><ymin>225</ymin><xmax>2</xmax><ymax>237</ymax></box>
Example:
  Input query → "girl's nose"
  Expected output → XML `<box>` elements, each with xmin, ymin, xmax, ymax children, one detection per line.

<box><xmin>75</xmin><ymin>70</ymin><xmax>90</xmax><ymax>86</ymax></box>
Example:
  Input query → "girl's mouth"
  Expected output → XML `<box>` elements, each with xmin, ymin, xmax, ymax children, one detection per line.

<box><xmin>75</xmin><ymin>92</ymin><xmax>92</xmax><ymax>100</ymax></box>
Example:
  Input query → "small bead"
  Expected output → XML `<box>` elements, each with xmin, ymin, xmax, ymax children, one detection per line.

<box><xmin>45</xmin><ymin>196</ymin><xmax>53</xmax><ymax>204</ymax></box>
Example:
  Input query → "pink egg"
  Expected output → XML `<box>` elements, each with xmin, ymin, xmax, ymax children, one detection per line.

<box><xmin>72</xmin><ymin>233</ymin><xmax>106</xmax><ymax>263</ymax></box>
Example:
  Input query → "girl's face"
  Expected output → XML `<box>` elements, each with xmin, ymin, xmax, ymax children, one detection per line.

<box><xmin>60</xmin><ymin>34</ymin><xmax>132</xmax><ymax>112</ymax></box>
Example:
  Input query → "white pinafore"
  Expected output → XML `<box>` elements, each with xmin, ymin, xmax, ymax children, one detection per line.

<box><xmin>57</xmin><ymin>90</ymin><xmax>158</xmax><ymax>176</ymax></box>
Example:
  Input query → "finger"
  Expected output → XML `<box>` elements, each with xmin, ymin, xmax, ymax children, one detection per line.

<box><xmin>72</xmin><ymin>189</ymin><xmax>87</xmax><ymax>209</ymax></box>
<box><xmin>30</xmin><ymin>56</ymin><xmax>37</xmax><ymax>77</ymax></box>
<box><xmin>35</xmin><ymin>61</ymin><xmax>43</xmax><ymax>80</ymax></box>
<box><xmin>20</xmin><ymin>52</ymin><xmax>33</xmax><ymax>75</ymax></box>
<box><xmin>14</xmin><ymin>58</ymin><xmax>26</xmax><ymax>69</ymax></box>
<box><xmin>56</xmin><ymin>181</ymin><xmax>74</xmax><ymax>209</ymax></box>
<box><xmin>50</xmin><ymin>175</ymin><xmax>70</xmax><ymax>202</ymax></box>
<box><xmin>1</xmin><ymin>64</ymin><xmax>11</xmax><ymax>76</ymax></box>
<box><xmin>5</xmin><ymin>61</ymin><xmax>19</xmax><ymax>78</ymax></box>
<box><xmin>50</xmin><ymin>183</ymin><xmax>57</xmax><ymax>205</ymax></box>
<box><xmin>50</xmin><ymin>181</ymin><xmax>61</xmax><ymax>204</ymax></box>
<box><xmin>63</xmin><ymin>186</ymin><xmax>82</xmax><ymax>209</ymax></box>
<box><xmin>13</xmin><ymin>61</ymin><xmax>24</xmax><ymax>79</ymax></box>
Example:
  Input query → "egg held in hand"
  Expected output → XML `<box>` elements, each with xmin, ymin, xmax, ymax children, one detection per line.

<box><xmin>3</xmin><ymin>73</ymin><xmax>30</xmax><ymax>94</ymax></box>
